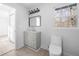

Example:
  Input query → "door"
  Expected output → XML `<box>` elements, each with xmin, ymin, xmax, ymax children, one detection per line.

<box><xmin>8</xmin><ymin>13</ymin><xmax>16</xmax><ymax>43</ymax></box>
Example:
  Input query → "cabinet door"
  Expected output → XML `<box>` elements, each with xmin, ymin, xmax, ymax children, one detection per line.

<box><xmin>27</xmin><ymin>32</ymin><xmax>35</xmax><ymax>48</ymax></box>
<box><xmin>26</xmin><ymin>32</ymin><xmax>41</xmax><ymax>49</ymax></box>
<box><xmin>36</xmin><ymin>32</ymin><xmax>41</xmax><ymax>49</ymax></box>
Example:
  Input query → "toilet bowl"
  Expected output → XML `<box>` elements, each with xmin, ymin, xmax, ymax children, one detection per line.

<box><xmin>49</xmin><ymin>35</ymin><xmax>62</xmax><ymax>56</ymax></box>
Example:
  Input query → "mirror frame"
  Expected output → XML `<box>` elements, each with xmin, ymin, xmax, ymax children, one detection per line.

<box><xmin>29</xmin><ymin>15</ymin><xmax>41</xmax><ymax>27</ymax></box>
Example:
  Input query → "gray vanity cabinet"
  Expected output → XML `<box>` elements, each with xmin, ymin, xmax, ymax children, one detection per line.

<box><xmin>25</xmin><ymin>31</ymin><xmax>41</xmax><ymax>50</ymax></box>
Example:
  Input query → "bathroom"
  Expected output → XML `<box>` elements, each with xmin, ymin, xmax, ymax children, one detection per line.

<box><xmin>1</xmin><ymin>3</ymin><xmax>79</xmax><ymax>56</ymax></box>
<box><xmin>24</xmin><ymin>3</ymin><xmax>79</xmax><ymax>56</ymax></box>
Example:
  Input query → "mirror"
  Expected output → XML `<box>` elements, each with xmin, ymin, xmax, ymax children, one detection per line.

<box><xmin>29</xmin><ymin>16</ymin><xmax>41</xmax><ymax>27</ymax></box>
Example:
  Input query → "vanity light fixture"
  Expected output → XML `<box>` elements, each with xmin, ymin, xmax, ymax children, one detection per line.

<box><xmin>28</xmin><ymin>8</ymin><xmax>40</xmax><ymax>15</ymax></box>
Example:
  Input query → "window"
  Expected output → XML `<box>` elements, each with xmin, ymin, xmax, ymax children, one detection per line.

<box><xmin>55</xmin><ymin>4</ymin><xmax>77</xmax><ymax>27</ymax></box>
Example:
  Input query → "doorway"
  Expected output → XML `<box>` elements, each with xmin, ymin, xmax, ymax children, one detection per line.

<box><xmin>0</xmin><ymin>4</ymin><xmax>16</xmax><ymax>55</ymax></box>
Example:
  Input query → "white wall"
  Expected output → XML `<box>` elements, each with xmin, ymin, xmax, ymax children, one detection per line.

<box><xmin>3</xmin><ymin>3</ymin><xmax>79</xmax><ymax>55</ymax></box>
<box><xmin>0</xmin><ymin>10</ymin><xmax>9</xmax><ymax>36</ymax></box>
<box><xmin>52</xmin><ymin>28</ymin><xmax>79</xmax><ymax>56</ymax></box>
<box><xmin>4</xmin><ymin>3</ymin><xmax>28</xmax><ymax>49</ymax></box>
<box><xmin>28</xmin><ymin>3</ymin><xmax>79</xmax><ymax>56</ymax></box>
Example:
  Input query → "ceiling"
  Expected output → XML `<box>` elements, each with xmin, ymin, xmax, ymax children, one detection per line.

<box><xmin>20</xmin><ymin>3</ymin><xmax>45</xmax><ymax>8</ymax></box>
<box><xmin>0</xmin><ymin>4</ymin><xmax>16</xmax><ymax>13</ymax></box>
<box><xmin>21</xmin><ymin>3</ymin><xmax>73</xmax><ymax>9</ymax></box>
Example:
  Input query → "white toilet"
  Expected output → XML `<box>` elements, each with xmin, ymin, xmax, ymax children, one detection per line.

<box><xmin>49</xmin><ymin>35</ymin><xmax>62</xmax><ymax>56</ymax></box>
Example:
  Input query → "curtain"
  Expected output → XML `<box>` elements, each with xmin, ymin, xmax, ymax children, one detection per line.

<box><xmin>55</xmin><ymin>5</ymin><xmax>77</xmax><ymax>27</ymax></box>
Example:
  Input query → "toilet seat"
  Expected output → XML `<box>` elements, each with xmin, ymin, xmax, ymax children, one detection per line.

<box><xmin>49</xmin><ymin>45</ymin><xmax>62</xmax><ymax>56</ymax></box>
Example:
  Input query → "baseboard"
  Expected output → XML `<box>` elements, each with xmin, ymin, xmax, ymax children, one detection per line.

<box><xmin>24</xmin><ymin>45</ymin><xmax>41</xmax><ymax>52</ymax></box>
<box><xmin>0</xmin><ymin>35</ymin><xmax>8</xmax><ymax>37</ymax></box>
<box><xmin>63</xmin><ymin>51</ymin><xmax>73</xmax><ymax>56</ymax></box>
<box><xmin>40</xmin><ymin>46</ymin><xmax>49</xmax><ymax>51</ymax></box>
<box><xmin>9</xmin><ymin>39</ymin><xmax>15</xmax><ymax>44</ymax></box>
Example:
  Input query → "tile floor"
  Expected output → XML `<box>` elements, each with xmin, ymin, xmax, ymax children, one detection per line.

<box><xmin>0</xmin><ymin>36</ymin><xmax>49</xmax><ymax>56</ymax></box>
<box><xmin>0</xmin><ymin>36</ymin><xmax>15</xmax><ymax>55</ymax></box>
<box><xmin>2</xmin><ymin>47</ymin><xmax>49</xmax><ymax>56</ymax></box>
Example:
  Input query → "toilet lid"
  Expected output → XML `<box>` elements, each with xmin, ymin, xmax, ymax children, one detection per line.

<box><xmin>49</xmin><ymin>46</ymin><xmax>62</xmax><ymax>55</ymax></box>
